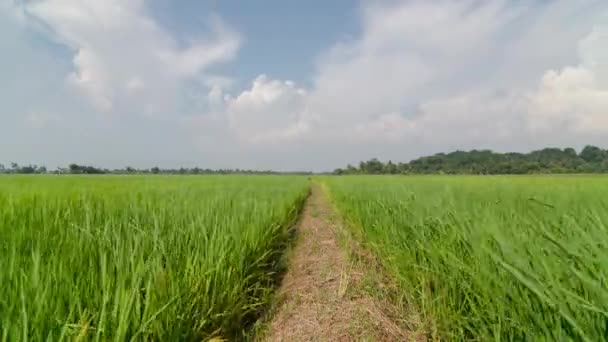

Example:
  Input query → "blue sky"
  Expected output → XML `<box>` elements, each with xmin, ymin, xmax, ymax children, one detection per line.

<box><xmin>147</xmin><ymin>0</ymin><xmax>360</xmax><ymax>87</ymax></box>
<box><xmin>1</xmin><ymin>0</ymin><xmax>607</xmax><ymax>171</ymax></box>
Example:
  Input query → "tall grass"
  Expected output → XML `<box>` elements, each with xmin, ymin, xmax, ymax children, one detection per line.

<box><xmin>325</xmin><ymin>175</ymin><xmax>608</xmax><ymax>341</ymax></box>
<box><xmin>0</xmin><ymin>175</ymin><xmax>309</xmax><ymax>341</ymax></box>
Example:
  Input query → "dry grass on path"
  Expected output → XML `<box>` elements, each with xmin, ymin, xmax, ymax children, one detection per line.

<box><xmin>261</xmin><ymin>184</ymin><xmax>421</xmax><ymax>341</ymax></box>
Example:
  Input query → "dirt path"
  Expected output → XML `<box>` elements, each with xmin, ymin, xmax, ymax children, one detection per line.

<box><xmin>263</xmin><ymin>184</ymin><xmax>415</xmax><ymax>341</ymax></box>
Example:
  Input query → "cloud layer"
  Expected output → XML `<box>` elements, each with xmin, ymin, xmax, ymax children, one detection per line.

<box><xmin>530</xmin><ymin>25</ymin><xmax>608</xmax><ymax>134</ymax></box>
<box><xmin>2</xmin><ymin>0</ymin><xmax>607</xmax><ymax>171</ymax></box>
<box><xmin>220</xmin><ymin>0</ymin><xmax>608</xmax><ymax>151</ymax></box>
<box><xmin>24</xmin><ymin>0</ymin><xmax>240</xmax><ymax>114</ymax></box>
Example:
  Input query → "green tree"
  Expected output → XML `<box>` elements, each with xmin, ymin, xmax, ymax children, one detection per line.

<box><xmin>360</xmin><ymin>158</ymin><xmax>385</xmax><ymax>174</ymax></box>
<box><xmin>384</xmin><ymin>160</ymin><xmax>398</xmax><ymax>174</ymax></box>
<box><xmin>342</xmin><ymin>145</ymin><xmax>608</xmax><ymax>175</ymax></box>
<box><xmin>579</xmin><ymin>145</ymin><xmax>605</xmax><ymax>163</ymax></box>
<box><xmin>346</xmin><ymin>164</ymin><xmax>358</xmax><ymax>174</ymax></box>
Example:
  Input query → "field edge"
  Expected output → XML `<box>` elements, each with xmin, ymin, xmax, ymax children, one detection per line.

<box><xmin>319</xmin><ymin>180</ymin><xmax>428</xmax><ymax>341</ymax></box>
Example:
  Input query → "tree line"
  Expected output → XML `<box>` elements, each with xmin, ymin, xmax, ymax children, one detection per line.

<box><xmin>4</xmin><ymin>145</ymin><xmax>608</xmax><ymax>175</ymax></box>
<box><xmin>0</xmin><ymin>163</ymin><xmax>312</xmax><ymax>175</ymax></box>
<box><xmin>334</xmin><ymin>145</ymin><xmax>608</xmax><ymax>175</ymax></box>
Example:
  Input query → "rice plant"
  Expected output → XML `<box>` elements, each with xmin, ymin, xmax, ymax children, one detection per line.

<box><xmin>325</xmin><ymin>175</ymin><xmax>608</xmax><ymax>341</ymax></box>
<box><xmin>0</xmin><ymin>175</ymin><xmax>309</xmax><ymax>341</ymax></box>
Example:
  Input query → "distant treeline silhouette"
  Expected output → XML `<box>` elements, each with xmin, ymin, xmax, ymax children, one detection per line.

<box><xmin>5</xmin><ymin>145</ymin><xmax>608</xmax><ymax>175</ymax></box>
<box><xmin>334</xmin><ymin>145</ymin><xmax>608</xmax><ymax>175</ymax></box>
<box><xmin>0</xmin><ymin>163</ymin><xmax>312</xmax><ymax>175</ymax></box>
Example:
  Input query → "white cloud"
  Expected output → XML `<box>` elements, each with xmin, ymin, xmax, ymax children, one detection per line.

<box><xmin>202</xmin><ymin>75</ymin><xmax>235</xmax><ymax>90</ymax></box>
<box><xmin>297</xmin><ymin>0</ymin><xmax>523</xmax><ymax>142</ymax></box>
<box><xmin>413</xmin><ymin>91</ymin><xmax>528</xmax><ymax>144</ymax></box>
<box><xmin>580</xmin><ymin>26</ymin><xmax>608</xmax><ymax>87</ymax></box>
<box><xmin>23</xmin><ymin>0</ymin><xmax>240</xmax><ymax>114</ymax></box>
<box><xmin>223</xmin><ymin>75</ymin><xmax>309</xmax><ymax>143</ymax></box>
<box><xmin>221</xmin><ymin>1</ymin><xmax>520</xmax><ymax>145</ymax></box>
<box><xmin>529</xmin><ymin>24</ymin><xmax>608</xmax><ymax>134</ymax></box>
<box><xmin>223</xmin><ymin>0</ymin><xmax>607</xmax><ymax>161</ymax></box>
<box><xmin>3</xmin><ymin>0</ymin><xmax>608</xmax><ymax>171</ymax></box>
<box><xmin>351</xmin><ymin>112</ymin><xmax>414</xmax><ymax>143</ymax></box>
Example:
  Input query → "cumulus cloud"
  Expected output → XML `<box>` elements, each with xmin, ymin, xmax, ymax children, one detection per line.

<box><xmin>224</xmin><ymin>0</ymin><xmax>607</xmax><ymax>160</ymax></box>
<box><xmin>223</xmin><ymin>75</ymin><xmax>309</xmax><ymax>143</ymax></box>
<box><xmin>300</xmin><ymin>0</ymin><xmax>526</xmax><ymax>143</ymax></box>
<box><xmin>3</xmin><ymin>0</ymin><xmax>608</xmax><ymax>171</ymax></box>
<box><xmin>23</xmin><ymin>0</ymin><xmax>240</xmax><ymax>114</ymax></box>
<box><xmin>529</xmin><ymin>25</ymin><xmax>608</xmax><ymax>134</ymax></box>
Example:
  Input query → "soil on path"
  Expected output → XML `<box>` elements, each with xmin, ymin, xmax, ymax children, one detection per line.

<box><xmin>262</xmin><ymin>184</ymin><xmax>417</xmax><ymax>341</ymax></box>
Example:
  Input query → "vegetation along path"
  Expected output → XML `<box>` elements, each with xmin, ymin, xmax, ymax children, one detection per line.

<box><xmin>262</xmin><ymin>184</ymin><xmax>416</xmax><ymax>341</ymax></box>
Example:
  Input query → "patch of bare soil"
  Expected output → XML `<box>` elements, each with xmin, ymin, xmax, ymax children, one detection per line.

<box><xmin>262</xmin><ymin>184</ymin><xmax>420</xmax><ymax>341</ymax></box>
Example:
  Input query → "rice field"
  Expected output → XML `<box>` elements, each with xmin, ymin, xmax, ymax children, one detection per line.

<box><xmin>0</xmin><ymin>175</ymin><xmax>309</xmax><ymax>341</ymax></box>
<box><xmin>5</xmin><ymin>174</ymin><xmax>608</xmax><ymax>341</ymax></box>
<box><xmin>325</xmin><ymin>175</ymin><xmax>608</xmax><ymax>341</ymax></box>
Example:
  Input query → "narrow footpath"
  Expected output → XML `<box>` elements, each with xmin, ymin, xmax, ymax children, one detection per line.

<box><xmin>262</xmin><ymin>184</ymin><xmax>417</xmax><ymax>341</ymax></box>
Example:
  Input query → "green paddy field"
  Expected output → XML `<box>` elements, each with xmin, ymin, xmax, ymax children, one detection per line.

<box><xmin>325</xmin><ymin>175</ymin><xmax>608</xmax><ymax>341</ymax></box>
<box><xmin>1</xmin><ymin>175</ymin><xmax>607</xmax><ymax>340</ymax></box>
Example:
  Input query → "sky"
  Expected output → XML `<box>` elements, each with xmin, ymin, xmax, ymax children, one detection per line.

<box><xmin>1</xmin><ymin>0</ymin><xmax>607</xmax><ymax>171</ymax></box>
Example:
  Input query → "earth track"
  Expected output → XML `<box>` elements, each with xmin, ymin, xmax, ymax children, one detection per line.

<box><xmin>261</xmin><ymin>184</ymin><xmax>418</xmax><ymax>341</ymax></box>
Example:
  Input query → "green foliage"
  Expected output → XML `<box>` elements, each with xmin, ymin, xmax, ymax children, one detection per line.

<box><xmin>0</xmin><ymin>175</ymin><xmax>309</xmax><ymax>341</ymax></box>
<box><xmin>0</xmin><ymin>163</ymin><xmax>47</xmax><ymax>174</ymax></box>
<box><xmin>0</xmin><ymin>163</ymin><xmax>313</xmax><ymax>175</ymax></box>
<box><xmin>68</xmin><ymin>163</ymin><xmax>107</xmax><ymax>174</ymax></box>
<box><xmin>325</xmin><ymin>175</ymin><xmax>608</xmax><ymax>341</ymax></box>
<box><xmin>337</xmin><ymin>145</ymin><xmax>608</xmax><ymax>174</ymax></box>
<box><xmin>579</xmin><ymin>145</ymin><xmax>607</xmax><ymax>163</ymax></box>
